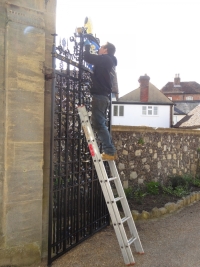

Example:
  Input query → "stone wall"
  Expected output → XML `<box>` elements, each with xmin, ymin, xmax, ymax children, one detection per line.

<box><xmin>112</xmin><ymin>126</ymin><xmax>200</xmax><ymax>189</ymax></box>
<box><xmin>0</xmin><ymin>0</ymin><xmax>56</xmax><ymax>266</ymax></box>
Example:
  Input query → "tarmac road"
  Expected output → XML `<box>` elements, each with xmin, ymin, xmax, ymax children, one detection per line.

<box><xmin>38</xmin><ymin>201</ymin><xmax>200</xmax><ymax>267</ymax></box>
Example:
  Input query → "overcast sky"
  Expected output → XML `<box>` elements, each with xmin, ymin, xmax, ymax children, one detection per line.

<box><xmin>56</xmin><ymin>0</ymin><xmax>200</xmax><ymax>97</ymax></box>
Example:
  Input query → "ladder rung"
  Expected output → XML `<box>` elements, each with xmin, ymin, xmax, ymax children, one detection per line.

<box><xmin>121</xmin><ymin>216</ymin><xmax>130</xmax><ymax>224</ymax></box>
<box><xmin>114</xmin><ymin>196</ymin><xmax>123</xmax><ymax>202</ymax></box>
<box><xmin>127</xmin><ymin>236</ymin><xmax>137</xmax><ymax>246</ymax></box>
<box><xmin>108</xmin><ymin>177</ymin><xmax>118</xmax><ymax>182</ymax></box>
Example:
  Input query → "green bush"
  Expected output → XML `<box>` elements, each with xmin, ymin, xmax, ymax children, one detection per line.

<box><xmin>192</xmin><ymin>178</ymin><xmax>200</xmax><ymax>187</ymax></box>
<box><xmin>124</xmin><ymin>187</ymin><xmax>133</xmax><ymax>200</ymax></box>
<box><xmin>182</xmin><ymin>174</ymin><xmax>194</xmax><ymax>187</ymax></box>
<box><xmin>162</xmin><ymin>185</ymin><xmax>189</xmax><ymax>197</ymax></box>
<box><xmin>183</xmin><ymin>174</ymin><xmax>200</xmax><ymax>187</ymax></box>
<box><xmin>146</xmin><ymin>181</ymin><xmax>160</xmax><ymax>195</ymax></box>
<box><xmin>168</xmin><ymin>175</ymin><xmax>187</xmax><ymax>189</ymax></box>
<box><xmin>132</xmin><ymin>186</ymin><xmax>147</xmax><ymax>204</ymax></box>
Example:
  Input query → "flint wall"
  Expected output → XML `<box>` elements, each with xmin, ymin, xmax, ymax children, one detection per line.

<box><xmin>112</xmin><ymin>126</ymin><xmax>200</xmax><ymax>188</ymax></box>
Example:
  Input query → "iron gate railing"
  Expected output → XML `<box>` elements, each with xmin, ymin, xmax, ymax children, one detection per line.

<box><xmin>48</xmin><ymin>30</ymin><xmax>110</xmax><ymax>265</ymax></box>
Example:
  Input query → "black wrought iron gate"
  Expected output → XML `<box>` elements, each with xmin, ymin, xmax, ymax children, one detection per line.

<box><xmin>48</xmin><ymin>31</ymin><xmax>110</xmax><ymax>265</ymax></box>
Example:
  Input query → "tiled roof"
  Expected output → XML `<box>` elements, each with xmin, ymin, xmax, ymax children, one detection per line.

<box><xmin>118</xmin><ymin>83</ymin><xmax>173</xmax><ymax>104</ymax></box>
<box><xmin>174</xmin><ymin>105</ymin><xmax>200</xmax><ymax>128</ymax></box>
<box><xmin>161</xmin><ymin>82</ymin><xmax>200</xmax><ymax>94</ymax></box>
<box><xmin>173</xmin><ymin>101</ymin><xmax>200</xmax><ymax>115</ymax></box>
<box><xmin>174</xmin><ymin>106</ymin><xmax>186</xmax><ymax>115</ymax></box>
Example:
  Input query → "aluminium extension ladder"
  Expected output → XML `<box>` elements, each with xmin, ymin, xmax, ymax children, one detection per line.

<box><xmin>77</xmin><ymin>105</ymin><xmax>144</xmax><ymax>266</ymax></box>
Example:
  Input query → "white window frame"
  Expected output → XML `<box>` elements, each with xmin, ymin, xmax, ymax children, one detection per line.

<box><xmin>113</xmin><ymin>105</ymin><xmax>124</xmax><ymax>116</ymax></box>
<box><xmin>119</xmin><ymin>106</ymin><xmax>124</xmax><ymax>116</ymax></box>
<box><xmin>142</xmin><ymin>105</ymin><xmax>158</xmax><ymax>116</ymax></box>
<box><xmin>154</xmin><ymin>106</ymin><xmax>158</xmax><ymax>115</ymax></box>
<box><xmin>113</xmin><ymin>105</ymin><xmax>118</xmax><ymax>116</ymax></box>
<box><xmin>185</xmin><ymin>96</ymin><xmax>193</xmax><ymax>100</ymax></box>
<box><xmin>142</xmin><ymin>106</ymin><xmax>146</xmax><ymax>115</ymax></box>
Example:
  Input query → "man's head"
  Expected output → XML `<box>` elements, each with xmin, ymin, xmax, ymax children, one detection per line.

<box><xmin>98</xmin><ymin>42</ymin><xmax>116</xmax><ymax>56</ymax></box>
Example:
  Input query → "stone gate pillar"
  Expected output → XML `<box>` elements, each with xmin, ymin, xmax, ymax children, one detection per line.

<box><xmin>0</xmin><ymin>0</ymin><xmax>56</xmax><ymax>265</ymax></box>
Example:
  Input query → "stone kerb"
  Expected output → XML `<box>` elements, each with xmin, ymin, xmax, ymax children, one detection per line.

<box><xmin>131</xmin><ymin>191</ymin><xmax>200</xmax><ymax>221</ymax></box>
<box><xmin>112</xmin><ymin>126</ymin><xmax>200</xmax><ymax>188</ymax></box>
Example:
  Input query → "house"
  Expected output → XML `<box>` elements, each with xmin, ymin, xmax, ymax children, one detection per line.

<box><xmin>112</xmin><ymin>75</ymin><xmax>174</xmax><ymax>128</ymax></box>
<box><xmin>161</xmin><ymin>75</ymin><xmax>200</xmax><ymax>125</ymax></box>
<box><xmin>161</xmin><ymin>74</ymin><xmax>200</xmax><ymax>101</ymax></box>
<box><xmin>174</xmin><ymin>104</ymin><xmax>200</xmax><ymax>129</ymax></box>
<box><xmin>173</xmin><ymin>101</ymin><xmax>200</xmax><ymax>125</ymax></box>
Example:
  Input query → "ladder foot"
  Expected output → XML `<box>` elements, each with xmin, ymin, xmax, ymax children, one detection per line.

<box><xmin>126</xmin><ymin>263</ymin><xmax>135</xmax><ymax>266</ymax></box>
<box><xmin>137</xmin><ymin>252</ymin><xmax>144</xmax><ymax>255</ymax></box>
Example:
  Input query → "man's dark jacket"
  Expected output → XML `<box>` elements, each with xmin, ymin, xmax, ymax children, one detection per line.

<box><xmin>83</xmin><ymin>50</ymin><xmax>117</xmax><ymax>97</ymax></box>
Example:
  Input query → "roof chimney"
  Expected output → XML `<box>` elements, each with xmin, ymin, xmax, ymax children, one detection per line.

<box><xmin>174</xmin><ymin>74</ymin><xmax>181</xmax><ymax>87</ymax></box>
<box><xmin>139</xmin><ymin>74</ymin><xmax>150</xmax><ymax>102</ymax></box>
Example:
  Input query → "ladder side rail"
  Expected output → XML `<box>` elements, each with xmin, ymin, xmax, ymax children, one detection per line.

<box><xmin>78</xmin><ymin>106</ymin><xmax>131</xmax><ymax>229</ymax></box>
<box><xmin>108</xmin><ymin>161</ymin><xmax>135</xmax><ymax>217</ymax></box>
<box><xmin>108</xmin><ymin>161</ymin><xmax>144</xmax><ymax>254</ymax></box>
<box><xmin>93</xmin><ymin>159</ymin><xmax>137</xmax><ymax>264</ymax></box>
<box><xmin>78</xmin><ymin>106</ymin><xmax>134</xmax><ymax>264</ymax></box>
<box><xmin>78</xmin><ymin>106</ymin><xmax>144</xmax><ymax>263</ymax></box>
<box><xmin>92</xmin><ymin>160</ymin><xmax>133</xmax><ymax>265</ymax></box>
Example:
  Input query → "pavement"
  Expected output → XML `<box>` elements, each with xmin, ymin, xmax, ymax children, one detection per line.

<box><xmin>40</xmin><ymin>201</ymin><xmax>200</xmax><ymax>267</ymax></box>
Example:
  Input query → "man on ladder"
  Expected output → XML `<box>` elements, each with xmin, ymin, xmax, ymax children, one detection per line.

<box><xmin>81</xmin><ymin>26</ymin><xmax>144</xmax><ymax>265</ymax></box>
<box><xmin>78</xmin><ymin>105</ymin><xmax>144</xmax><ymax>266</ymax></box>
<box><xmin>83</xmin><ymin>41</ymin><xmax>117</xmax><ymax>161</ymax></box>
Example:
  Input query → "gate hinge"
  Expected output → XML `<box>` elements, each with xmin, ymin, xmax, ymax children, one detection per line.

<box><xmin>40</xmin><ymin>62</ymin><xmax>55</xmax><ymax>81</ymax></box>
<box><xmin>45</xmin><ymin>72</ymin><xmax>55</xmax><ymax>81</ymax></box>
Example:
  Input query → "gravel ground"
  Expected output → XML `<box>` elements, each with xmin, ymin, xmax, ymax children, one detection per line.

<box><xmin>37</xmin><ymin>201</ymin><xmax>200</xmax><ymax>267</ymax></box>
